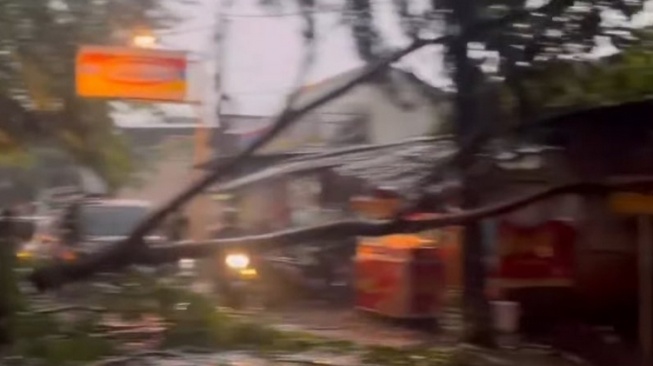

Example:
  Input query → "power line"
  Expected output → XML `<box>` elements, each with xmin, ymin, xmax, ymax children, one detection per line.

<box><xmin>227</xmin><ymin>0</ymin><xmax>393</xmax><ymax>18</ymax></box>
<box><xmin>224</xmin><ymin>8</ymin><xmax>344</xmax><ymax>18</ymax></box>
<box><xmin>227</xmin><ymin>89</ymin><xmax>294</xmax><ymax>95</ymax></box>
<box><xmin>152</xmin><ymin>1</ymin><xmax>395</xmax><ymax>35</ymax></box>
<box><xmin>225</xmin><ymin>1</ymin><xmax>393</xmax><ymax>18</ymax></box>
<box><xmin>154</xmin><ymin>24</ymin><xmax>214</xmax><ymax>36</ymax></box>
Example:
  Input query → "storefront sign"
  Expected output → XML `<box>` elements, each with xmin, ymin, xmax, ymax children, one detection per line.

<box><xmin>610</xmin><ymin>192</ymin><xmax>653</xmax><ymax>215</ymax></box>
<box><xmin>495</xmin><ymin>220</ymin><xmax>576</xmax><ymax>286</ymax></box>
<box><xmin>76</xmin><ymin>46</ymin><xmax>187</xmax><ymax>102</ymax></box>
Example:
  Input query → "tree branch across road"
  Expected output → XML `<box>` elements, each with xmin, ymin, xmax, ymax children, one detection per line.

<box><xmin>28</xmin><ymin>0</ymin><xmax>587</xmax><ymax>291</ymax></box>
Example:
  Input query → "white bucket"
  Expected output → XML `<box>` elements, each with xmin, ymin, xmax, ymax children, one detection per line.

<box><xmin>491</xmin><ymin>301</ymin><xmax>521</xmax><ymax>334</ymax></box>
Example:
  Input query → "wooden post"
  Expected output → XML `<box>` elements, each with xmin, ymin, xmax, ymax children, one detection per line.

<box><xmin>638</xmin><ymin>215</ymin><xmax>653</xmax><ymax>366</ymax></box>
<box><xmin>190</xmin><ymin>122</ymin><xmax>212</xmax><ymax>242</ymax></box>
<box><xmin>0</xmin><ymin>210</ymin><xmax>18</xmax><ymax>347</ymax></box>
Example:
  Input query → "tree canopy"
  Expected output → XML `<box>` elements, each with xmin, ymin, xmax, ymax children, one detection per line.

<box><xmin>251</xmin><ymin>0</ymin><xmax>653</xmax><ymax>140</ymax></box>
<box><xmin>0</xmin><ymin>0</ymin><xmax>181</xmax><ymax>190</ymax></box>
<box><xmin>506</xmin><ymin>31</ymin><xmax>653</xmax><ymax>118</ymax></box>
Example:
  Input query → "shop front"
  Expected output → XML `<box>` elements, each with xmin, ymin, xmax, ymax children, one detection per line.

<box><xmin>487</xmin><ymin>214</ymin><xmax>578</xmax><ymax>331</ymax></box>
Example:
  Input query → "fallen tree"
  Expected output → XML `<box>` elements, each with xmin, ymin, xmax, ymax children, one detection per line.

<box><xmin>28</xmin><ymin>0</ymin><xmax>593</xmax><ymax>291</ymax></box>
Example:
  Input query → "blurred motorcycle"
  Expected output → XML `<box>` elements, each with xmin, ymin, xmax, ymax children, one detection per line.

<box><xmin>216</xmin><ymin>251</ymin><xmax>260</xmax><ymax>308</ymax></box>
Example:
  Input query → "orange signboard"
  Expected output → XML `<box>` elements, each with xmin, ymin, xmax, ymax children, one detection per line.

<box><xmin>609</xmin><ymin>192</ymin><xmax>653</xmax><ymax>215</ymax></box>
<box><xmin>76</xmin><ymin>46</ymin><xmax>187</xmax><ymax>102</ymax></box>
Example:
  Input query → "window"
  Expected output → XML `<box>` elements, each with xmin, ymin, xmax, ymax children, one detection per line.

<box><xmin>316</xmin><ymin>113</ymin><xmax>368</xmax><ymax>146</ymax></box>
<box><xmin>80</xmin><ymin>205</ymin><xmax>150</xmax><ymax>237</ymax></box>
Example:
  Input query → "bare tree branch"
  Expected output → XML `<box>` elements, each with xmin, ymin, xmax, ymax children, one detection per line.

<box><xmin>29</xmin><ymin>176</ymin><xmax>653</xmax><ymax>284</ymax></box>
<box><xmin>273</xmin><ymin>0</ymin><xmax>318</xmax><ymax>116</ymax></box>
<box><xmin>134</xmin><ymin>176</ymin><xmax>653</xmax><ymax>263</ymax></box>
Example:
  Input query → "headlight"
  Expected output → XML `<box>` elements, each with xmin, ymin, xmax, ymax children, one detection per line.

<box><xmin>225</xmin><ymin>253</ymin><xmax>249</xmax><ymax>269</ymax></box>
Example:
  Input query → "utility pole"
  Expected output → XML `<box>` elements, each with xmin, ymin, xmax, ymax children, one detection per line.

<box><xmin>189</xmin><ymin>0</ymin><xmax>233</xmax><ymax>243</ymax></box>
<box><xmin>637</xmin><ymin>215</ymin><xmax>653</xmax><ymax>366</ymax></box>
<box><xmin>213</xmin><ymin>0</ymin><xmax>233</xmax><ymax>127</ymax></box>
<box><xmin>190</xmin><ymin>0</ymin><xmax>234</xmax><ymax>284</ymax></box>
<box><xmin>0</xmin><ymin>210</ymin><xmax>18</xmax><ymax>348</ymax></box>
<box><xmin>449</xmin><ymin>0</ymin><xmax>494</xmax><ymax>346</ymax></box>
<box><xmin>213</xmin><ymin>0</ymin><xmax>236</xmax><ymax>157</ymax></box>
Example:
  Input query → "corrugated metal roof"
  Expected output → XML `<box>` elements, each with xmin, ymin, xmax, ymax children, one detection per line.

<box><xmin>312</xmin><ymin>139</ymin><xmax>555</xmax><ymax>198</ymax></box>
<box><xmin>200</xmin><ymin>99</ymin><xmax>653</xmax><ymax>200</ymax></box>
<box><xmin>329</xmin><ymin>139</ymin><xmax>457</xmax><ymax>195</ymax></box>
<box><xmin>209</xmin><ymin>136</ymin><xmax>555</xmax><ymax>198</ymax></box>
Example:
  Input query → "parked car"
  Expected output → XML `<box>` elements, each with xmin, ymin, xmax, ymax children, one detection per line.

<box><xmin>37</xmin><ymin>198</ymin><xmax>165</xmax><ymax>262</ymax></box>
<box><xmin>15</xmin><ymin>215</ymin><xmax>54</xmax><ymax>264</ymax></box>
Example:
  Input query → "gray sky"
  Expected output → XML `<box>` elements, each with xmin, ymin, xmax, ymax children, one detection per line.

<box><xmin>115</xmin><ymin>0</ymin><xmax>441</xmax><ymax>125</ymax></box>
<box><xmin>167</xmin><ymin>0</ymin><xmax>443</xmax><ymax>109</ymax></box>
<box><xmin>114</xmin><ymin>0</ymin><xmax>652</xmax><ymax>126</ymax></box>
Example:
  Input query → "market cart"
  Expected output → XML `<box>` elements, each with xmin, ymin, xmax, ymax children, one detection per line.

<box><xmin>350</xmin><ymin>195</ymin><xmax>463</xmax><ymax>319</ymax></box>
<box><xmin>354</xmin><ymin>234</ymin><xmax>445</xmax><ymax>319</ymax></box>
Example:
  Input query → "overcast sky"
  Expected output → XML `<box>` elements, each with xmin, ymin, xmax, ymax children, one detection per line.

<box><xmin>114</xmin><ymin>0</ymin><xmax>653</xmax><ymax>126</ymax></box>
<box><xmin>114</xmin><ymin>0</ymin><xmax>441</xmax><ymax>125</ymax></box>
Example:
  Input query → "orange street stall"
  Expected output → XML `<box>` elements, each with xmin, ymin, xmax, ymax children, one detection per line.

<box><xmin>351</xmin><ymin>196</ymin><xmax>459</xmax><ymax>319</ymax></box>
<box><xmin>355</xmin><ymin>234</ymin><xmax>444</xmax><ymax>318</ymax></box>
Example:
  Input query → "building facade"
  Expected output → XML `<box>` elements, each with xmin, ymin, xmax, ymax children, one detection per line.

<box><xmin>204</xmin><ymin>67</ymin><xmax>450</xmax><ymax>232</ymax></box>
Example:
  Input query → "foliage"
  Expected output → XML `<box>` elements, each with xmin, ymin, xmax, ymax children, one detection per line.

<box><xmin>255</xmin><ymin>1</ymin><xmax>632</xmax><ymax>72</ymax></box>
<box><xmin>7</xmin><ymin>261</ymin><xmax>447</xmax><ymax>365</ymax></box>
<box><xmin>5</xmin><ymin>296</ymin><xmax>116</xmax><ymax>364</ymax></box>
<box><xmin>10</xmin><ymin>313</ymin><xmax>115</xmax><ymax>366</ymax></box>
<box><xmin>13</xmin><ymin>265</ymin><xmax>584</xmax><ymax>366</ymax></box>
<box><xmin>154</xmin><ymin>285</ymin><xmax>458</xmax><ymax>364</ymax></box>
<box><xmin>0</xmin><ymin>0</ymin><xmax>180</xmax><ymax>189</ymax></box>
<box><xmin>504</xmin><ymin>36</ymin><xmax>653</xmax><ymax>121</ymax></box>
<box><xmin>253</xmin><ymin>1</ymin><xmax>650</xmax><ymax>132</ymax></box>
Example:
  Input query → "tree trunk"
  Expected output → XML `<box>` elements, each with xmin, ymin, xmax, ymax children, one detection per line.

<box><xmin>460</xmin><ymin>194</ymin><xmax>494</xmax><ymax>346</ymax></box>
<box><xmin>0</xmin><ymin>210</ymin><xmax>18</xmax><ymax>347</ymax></box>
<box><xmin>450</xmin><ymin>0</ymin><xmax>495</xmax><ymax>347</ymax></box>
